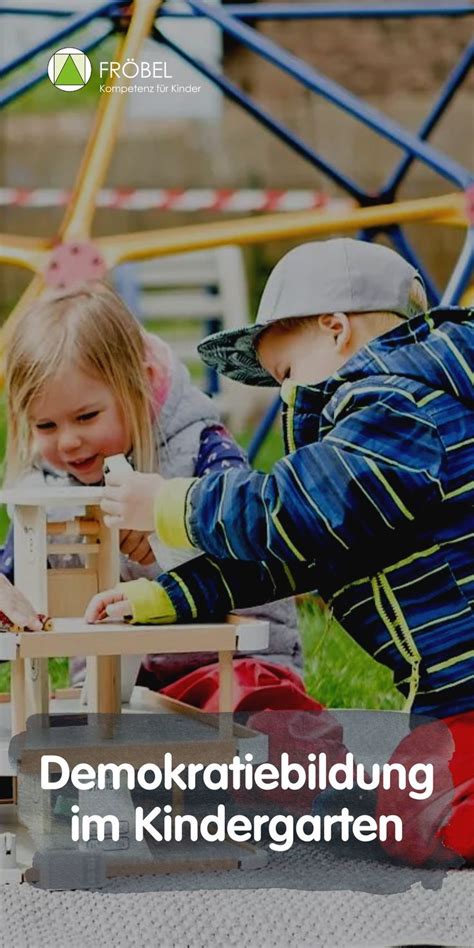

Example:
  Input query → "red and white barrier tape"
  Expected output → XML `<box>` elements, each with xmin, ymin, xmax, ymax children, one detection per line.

<box><xmin>0</xmin><ymin>188</ymin><xmax>354</xmax><ymax>212</ymax></box>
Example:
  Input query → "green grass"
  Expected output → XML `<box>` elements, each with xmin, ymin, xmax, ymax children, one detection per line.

<box><xmin>0</xmin><ymin>658</ymin><xmax>69</xmax><ymax>694</ymax></box>
<box><xmin>299</xmin><ymin>597</ymin><xmax>403</xmax><ymax>711</ymax></box>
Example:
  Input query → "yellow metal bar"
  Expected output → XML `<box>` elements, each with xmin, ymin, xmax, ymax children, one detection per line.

<box><xmin>461</xmin><ymin>285</ymin><xmax>474</xmax><ymax>307</ymax></box>
<box><xmin>97</xmin><ymin>192</ymin><xmax>466</xmax><ymax>268</ymax></box>
<box><xmin>0</xmin><ymin>235</ymin><xmax>50</xmax><ymax>273</ymax></box>
<box><xmin>59</xmin><ymin>0</ymin><xmax>163</xmax><ymax>242</ymax></box>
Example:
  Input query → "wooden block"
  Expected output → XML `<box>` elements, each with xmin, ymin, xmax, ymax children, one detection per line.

<box><xmin>87</xmin><ymin>655</ymin><xmax>121</xmax><ymax>715</ymax></box>
<box><xmin>47</xmin><ymin>519</ymin><xmax>100</xmax><ymax>536</ymax></box>
<box><xmin>51</xmin><ymin>687</ymin><xmax>82</xmax><ymax>701</ymax></box>
<box><xmin>10</xmin><ymin>656</ymin><xmax>26</xmax><ymax>737</ymax></box>
<box><xmin>46</xmin><ymin>543</ymin><xmax>99</xmax><ymax>555</ymax></box>
<box><xmin>218</xmin><ymin>650</ymin><xmax>234</xmax><ymax>714</ymax></box>
<box><xmin>48</xmin><ymin>569</ymin><xmax>98</xmax><ymax>619</ymax></box>
<box><xmin>218</xmin><ymin>650</ymin><xmax>234</xmax><ymax>738</ymax></box>
<box><xmin>93</xmin><ymin>505</ymin><xmax>120</xmax><ymax>590</ymax></box>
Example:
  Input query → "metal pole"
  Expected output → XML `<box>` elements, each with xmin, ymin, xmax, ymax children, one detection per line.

<box><xmin>383</xmin><ymin>41</ymin><xmax>474</xmax><ymax>197</ymax></box>
<box><xmin>0</xmin><ymin>28</ymin><xmax>112</xmax><ymax>109</ymax></box>
<box><xmin>0</xmin><ymin>2</ymin><xmax>116</xmax><ymax>80</ymax></box>
<box><xmin>185</xmin><ymin>0</ymin><xmax>472</xmax><ymax>189</ymax></box>
<box><xmin>388</xmin><ymin>226</ymin><xmax>441</xmax><ymax>305</ymax></box>
<box><xmin>159</xmin><ymin>2</ymin><xmax>474</xmax><ymax>20</ymax></box>
<box><xmin>441</xmin><ymin>231</ymin><xmax>474</xmax><ymax>304</ymax></box>
<box><xmin>157</xmin><ymin>30</ymin><xmax>365</xmax><ymax>200</ymax></box>
<box><xmin>3</xmin><ymin>2</ymin><xmax>473</xmax><ymax>19</ymax></box>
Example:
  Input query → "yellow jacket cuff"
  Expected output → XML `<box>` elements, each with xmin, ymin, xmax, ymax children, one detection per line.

<box><xmin>118</xmin><ymin>578</ymin><xmax>177</xmax><ymax>625</ymax></box>
<box><xmin>154</xmin><ymin>477</ymin><xmax>197</xmax><ymax>549</ymax></box>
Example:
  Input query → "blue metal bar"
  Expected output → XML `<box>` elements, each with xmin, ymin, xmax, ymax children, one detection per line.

<box><xmin>160</xmin><ymin>2</ymin><xmax>474</xmax><ymax>19</ymax></box>
<box><xmin>441</xmin><ymin>230</ymin><xmax>474</xmax><ymax>305</ymax></box>
<box><xmin>0</xmin><ymin>6</ymin><xmax>75</xmax><ymax>13</ymax></box>
<box><xmin>3</xmin><ymin>2</ymin><xmax>473</xmax><ymax>19</ymax></box>
<box><xmin>383</xmin><ymin>41</ymin><xmax>474</xmax><ymax>198</ymax></box>
<box><xmin>388</xmin><ymin>226</ymin><xmax>440</xmax><ymax>305</ymax></box>
<box><xmin>0</xmin><ymin>3</ymin><xmax>125</xmax><ymax>15</ymax></box>
<box><xmin>157</xmin><ymin>30</ymin><xmax>366</xmax><ymax>201</ymax></box>
<box><xmin>113</xmin><ymin>263</ymin><xmax>141</xmax><ymax>316</ymax></box>
<box><xmin>0</xmin><ymin>2</ymin><xmax>116</xmax><ymax>80</ymax></box>
<box><xmin>0</xmin><ymin>27</ymin><xmax>112</xmax><ymax>109</ymax></box>
<box><xmin>357</xmin><ymin>224</ymin><xmax>441</xmax><ymax>305</ymax></box>
<box><xmin>186</xmin><ymin>0</ymin><xmax>472</xmax><ymax>190</ymax></box>
<box><xmin>247</xmin><ymin>395</ymin><xmax>281</xmax><ymax>465</ymax></box>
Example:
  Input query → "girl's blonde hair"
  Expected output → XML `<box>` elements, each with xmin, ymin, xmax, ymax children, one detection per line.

<box><xmin>5</xmin><ymin>282</ymin><xmax>156</xmax><ymax>483</ymax></box>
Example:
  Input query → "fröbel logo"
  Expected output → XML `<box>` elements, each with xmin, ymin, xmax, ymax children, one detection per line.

<box><xmin>47</xmin><ymin>47</ymin><xmax>92</xmax><ymax>92</ymax></box>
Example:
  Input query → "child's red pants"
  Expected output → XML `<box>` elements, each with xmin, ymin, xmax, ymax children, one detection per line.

<box><xmin>161</xmin><ymin>658</ymin><xmax>474</xmax><ymax>867</ymax></box>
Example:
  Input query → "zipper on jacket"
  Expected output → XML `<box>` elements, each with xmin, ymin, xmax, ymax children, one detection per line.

<box><xmin>282</xmin><ymin>383</ymin><xmax>297</xmax><ymax>454</ymax></box>
<box><xmin>371</xmin><ymin>572</ymin><xmax>421</xmax><ymax>711</ymax></box>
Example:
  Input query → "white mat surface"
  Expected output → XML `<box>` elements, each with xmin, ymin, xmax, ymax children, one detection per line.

<box><xmin>1</xmin><ymin>863</ymin><xmax>472</xmax><ymax>948</ymax></box>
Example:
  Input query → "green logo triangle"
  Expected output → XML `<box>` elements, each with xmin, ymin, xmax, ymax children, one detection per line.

<box><xmin>56</xmin><ymin>54</ymin><xmax>83</xmax><ymax>87</ymax></box>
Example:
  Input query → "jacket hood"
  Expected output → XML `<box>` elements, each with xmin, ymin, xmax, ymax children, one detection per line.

<box><xmin>339</xmin><ymin>306</ymin><xmax>474</xmax><ymax>406</ymax></box>
<box><xmin>283</xmin><ymin>307</ymin><xmax>474</xmax><ymax>411</ymax></box>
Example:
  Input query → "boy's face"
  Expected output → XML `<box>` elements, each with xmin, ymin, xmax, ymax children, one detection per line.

<box><xmin>256</xmin><ymin>314</ymin><xmax>351</xmax><ymax>386</ymax></box>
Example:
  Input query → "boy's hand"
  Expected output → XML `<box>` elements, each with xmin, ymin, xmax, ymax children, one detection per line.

<box><xmin>85</xmin><ymin>589</ymin><xmax>133</xmax><ymax>623</ymax></box>
<box><xmin>101</xmin><ymin>471</ymin><xmax>165</xmax><ymax>531</ymax></box>
<box><xmin>0</xmin><ymin>574</ymin><xmax>43</xmax><ymax>632</ymax></box>
<box><xmin>120</xmin><ymin>530</ymin><xmax>155</xmax><ymax>566</ymax></box>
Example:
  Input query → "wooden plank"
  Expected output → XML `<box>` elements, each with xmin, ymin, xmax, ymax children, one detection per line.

<box><xmin>88</xmin><ymin>507</ymin><xmax>121</xmax><ymax>717</ymax></box>
<box><xmin>48</xmin><ymin>569</ymin><xmax>98</xmax><ymax>619</ymax></box>
<box><xmin>218</xmin><ymin>650</ymin><xmax>234</xmax><ymax>739</ymax></box>
<box><xmin>0</xmin><ymin>632</ymin><xmax>18</xmax><ymax>661</ymax></box>
<box><xmin>51</xmin><ymin>687</ymin><xmax>82</xmax><ymax>701</ymax></box>
<box><xmin>0</xmin><ymin>486</ymin><xmax>104</xmax><ymax>507</ymax></box>
<box><xmin>218</xmin><ymin>650</ymin><xmax>234</xmax><ymax>714</ymax></box>
<box><xmin>10</xmin><ymin>656</ymin><xmax>26</xmax><ymax>735</ymax></box>
<box><xmin>18</xmin><ymin>619</ymin><xmax>238</xmax><ymax>658</ymax></box>
<box><xmin>47</xmin><ymin>519</ymin><xmax>100</xmax><ymax>536</ymax></box>
<box><xmin>13</xmin><ymin>505</ymin><xmax>49</xmax><ymax>717</ymax></box>
<box><xmin>88</xmin><ymin>655</ymin><xmax>121</xmax><ymax>715</ymax></box>
<box><xmin>227</xmin><ymin>615</ymin><xmax>270</xmax><ymax>652</ymax></box>
<box><xmin>46</xmin><ymin>543</ymin><xmax>99</xmax><ymax>555</ymax></box>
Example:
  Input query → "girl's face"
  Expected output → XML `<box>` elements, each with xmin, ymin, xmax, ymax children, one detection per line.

<box><xmin>29</xmin><ymin>366</ymin><xmax>131</xmax><ymax>484</ymax></box>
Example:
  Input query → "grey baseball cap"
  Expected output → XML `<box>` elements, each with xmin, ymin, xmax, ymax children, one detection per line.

<box><xmin>198</xmin><ymin>238</ymin><xmax>423</xmax><ymax>386</ymax></box>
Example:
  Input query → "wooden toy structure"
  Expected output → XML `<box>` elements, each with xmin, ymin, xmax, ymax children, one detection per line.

<box><xmin>0</xmin><ymin>486</ymin><xmax>269</xmax><ymax>878</ymax></box>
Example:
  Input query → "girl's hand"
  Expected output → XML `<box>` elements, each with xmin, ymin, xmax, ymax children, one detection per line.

<box><xmin>85</xmin><ymin>589</ymin><xmax>133</xmax><ymax>623</ymax></box>
<box><xmin>0</xmin><ymin>574</ymin><xmax>43</xmax><ymax>632</ymax></box>
<box><xmin>101</xmin><ymin>471</ymin><xmax>164</xmax><ymax>531</ymax></box>
<box><xmin>120</xmin><ymin>530</ymin><xmax>155</xmax><ymax>566</ymax></box>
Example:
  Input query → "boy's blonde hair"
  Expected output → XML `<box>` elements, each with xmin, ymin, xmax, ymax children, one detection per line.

<box><xmin>5</xmin><ymin>282</ymin><xmax>156</xmax><ymax>483</ymax></box>
<box><xmin>273</xmin><ymin>277</ymin><xmax>428</xmax><ymax>339</ymax></box>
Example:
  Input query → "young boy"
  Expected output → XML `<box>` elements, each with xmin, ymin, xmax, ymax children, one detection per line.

<box><xmin>90</xmin><ymin>237</ymin><xmax>474</xmax><ymax>722</ymax></box>
<box><xmin>88</xmin><ymin>237</ymin><xmax>474</xmax><ymax>864</ymax></box>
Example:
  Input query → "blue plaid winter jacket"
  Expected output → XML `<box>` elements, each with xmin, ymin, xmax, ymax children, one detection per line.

<box><xmin>154</xmin><ymin>307</ymin><xmax>474</xmax><ymax>719</ymax></box>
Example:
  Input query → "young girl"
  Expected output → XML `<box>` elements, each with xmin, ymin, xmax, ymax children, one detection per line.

<box><xmin>0</xmin><ymin>281</ymin><xmax>302</xmax><ymax>705</ymax></box>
